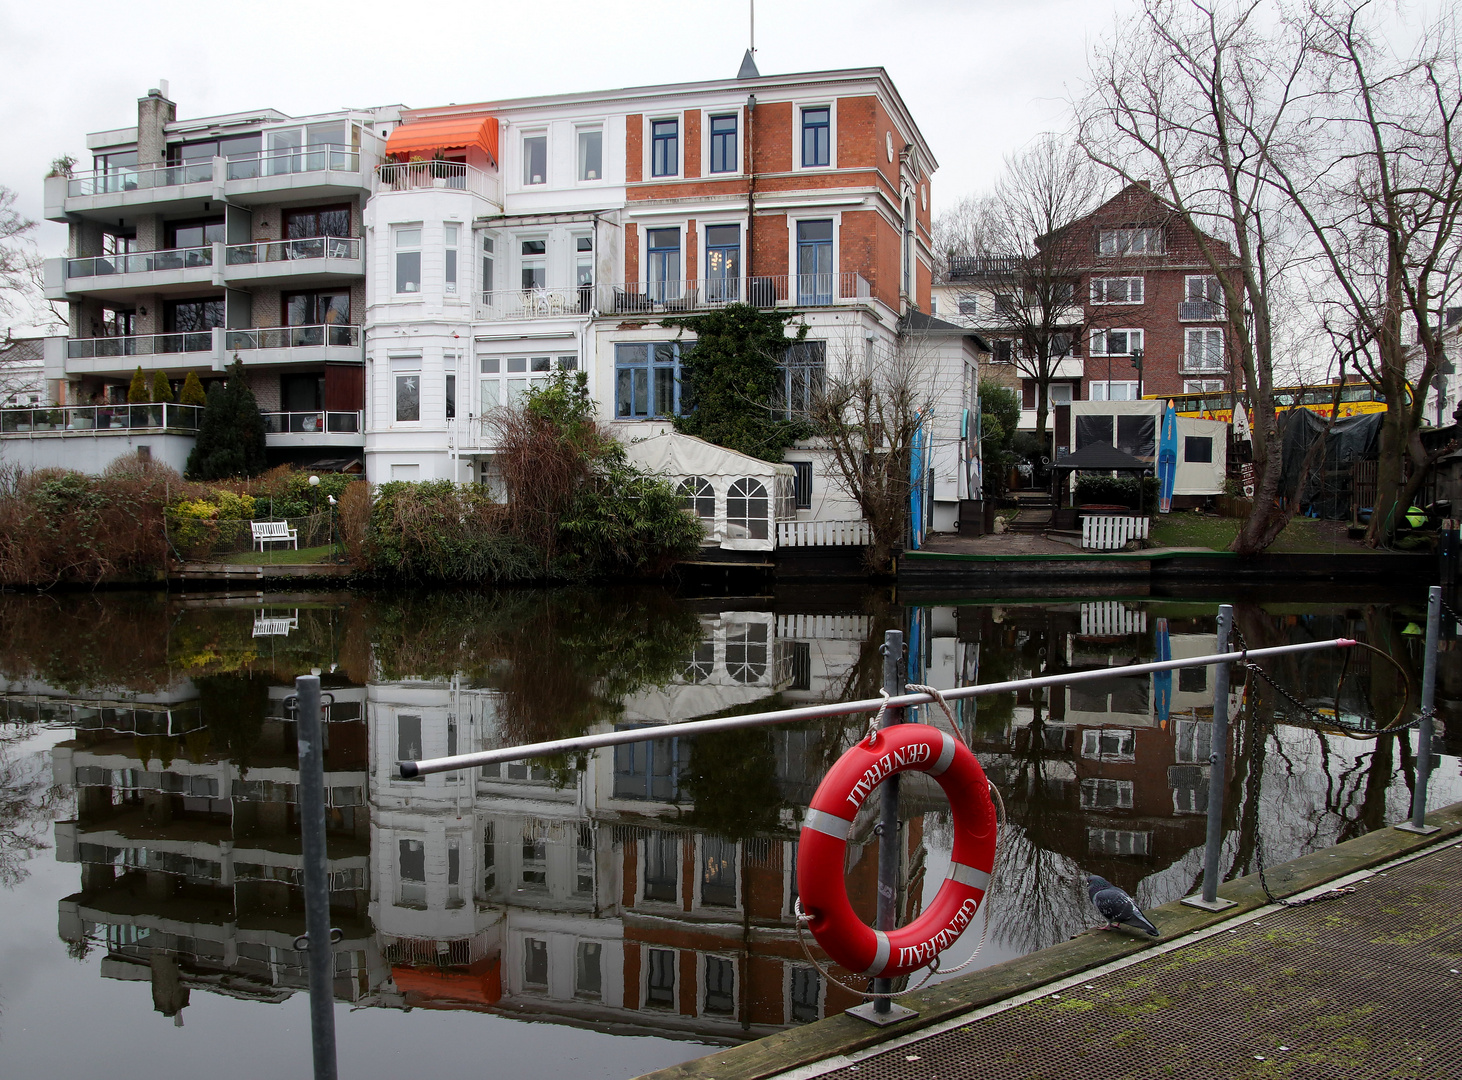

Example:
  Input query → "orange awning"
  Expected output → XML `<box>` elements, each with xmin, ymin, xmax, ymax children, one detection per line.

<box><xmin>386</xmin><ymin>115</ymin><xmax>499</xmax><ymax>166</ymax></box>
<box><xmin>391</xmin><ymin>958</ymin><xmax>501</xmax><ymax>1006</ymax></box>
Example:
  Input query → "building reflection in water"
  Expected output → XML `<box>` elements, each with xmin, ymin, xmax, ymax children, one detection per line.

<box><xmin>10</xmin><ymin>591</ymin><xmax>1443</xmax><ymax>1043</ymax></box>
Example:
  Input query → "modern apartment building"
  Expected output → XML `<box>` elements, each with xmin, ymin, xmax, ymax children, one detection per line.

<box><xmin>39</xmin><ymin>88</ymin><xmax>400</xmax><ymax>471</ymax></box>
<box><xmin>933</xmin><ymin>183</ymin><xmax>1239</xmax><ymax>450</ymax></box>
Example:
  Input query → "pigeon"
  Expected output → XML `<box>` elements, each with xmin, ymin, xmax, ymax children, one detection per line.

<box><xmin>1087</xmin><ymin>875</ymin><xmax>1159</xmax><ymax>936</ymax></box>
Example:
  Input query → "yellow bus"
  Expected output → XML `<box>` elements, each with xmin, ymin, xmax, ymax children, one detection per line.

<box><xmin>1146</xmin><ymin>382</ymin><xmax>1393</xmax><ymax>423</ymax></box>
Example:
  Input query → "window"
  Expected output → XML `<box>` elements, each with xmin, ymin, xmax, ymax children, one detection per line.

<box><xmin>1185</xmin><ymin>379</ymin><xmax>1224</xmax><ymax>394</ymax></box>
<box><xmin>576</xmin><ymin>235</ymin><xmax>594</xmax><ymax>310</ymax></box>
<box><xmin>1098</xmin><ymin>227</ymin><xmax>1164</xmax><ymax>255</ymax></box>
<box><xmin>523</xmin><ymin>134</ymin><xmax>547</xmax><ymax>185</ymax></box>
<box><xmin>165</xmin><ymin>217</ymin><xmax>225</xmax><ymax>250</ymax></box>
<box><xmin>284</xmin><ymin>290</ymin><xmax>350</xmax><ymax>344</ymax></box>
<box><xmin>709</xmin><ymin>114</ymin><xmax>737</xmax><ymax>173</ymax></box>
<box><xmin>446</xmin><ymin>373</ymin><xmax>456</xmax><ymax>420</ymax></box>
<box><xmin>576</xmin><ymin>942</ymin><xmax>602</xmax><ymax>998</ymax></box>
<box><xmin>725</xmin><ymin>620</ymin><xmax>769</xmax><ymax>681</ymax></box>
<box><xmin>778</xmin><ymin>340</ymin><xmax>826</xmax><ymax>419</ymax></box>
<box><xmin>796</xmin><ymin>220</ymin><xmax>834</xmax><ymax>305</ymax></box>
<box><xmin>576</xmin><ymin>823</ymin><xmax>595</xmax><ymax>896</ymax></box>
<box><xmin>482</xmin><ymin>822</ymin><xmax>496</xmax><ymax>891</ymax></box>
<box><xmin>790</xmin><ymin>640</ymin><xmax>812</xmax><ymax>691</ymax></box>
<box><xmin>1184</xmin><ymin>436</ymin><xmax>1213</xmax><ymax>463</ymax></box>
<box><xmin>1183</xmin><ymin>275</ymin><xmax>1224</xmax><ymax>319</ymax></box>
<box><xmin>524</xmin><ymin>938</ymin><xmax>548</xmax><ymax>987</ymax></box>
<box><xmin>283</xmin><ymin>205</ymin><xmax>350</xmax><ymax>245</ymax></box>
<box><xmin>701</xmin><ymin>837</ymin><xmax>737</xmax><ymax>906</ymax></box>
<box><xmin>790</xmin><ymin>967</ymin><xmax>820</xmax><ymax>1023</ymax></box>
<box><xmin>447</xmin><ymin>838</ymin><xmax>462</xmax><ymax>906</ymax></box>
<box><xmin>522</xmin><ymin>832</ymin><xmax>547</xmax><ymax>889</ymax></box>
<box><xmin>1175</xmin><ymin>719</ymin><xmax>1213</xmax><ymax>762</ymax></box>
<box><xmin>395</xmin><ymin>372</ymin><xmax>420</xmax><ymax>422</ymax></box>
<box><xmin>683</xmin><ymin>639</ymin><xmax>716</xmax><ymax>683</ymax></box>
<box><xmin>651</xmin><ymin>118</ymin><xmax>679</xmax><ymax>177</ymax></box>
<box><xmin>994</xmin><ymin>292</ymin><xmax>1017</xmax><ymax>314</ymax></box>
<box><xmin>1178</xmin><ymin>667</ymin><xmax>1209</xmax><ymax>695</ymax></box>
<box><xmin>992</xmin><ymin>339</ymin><xmax>1014</xmax><ymax>364</ymax></box>
<box><xmin>726</xmin><ymin>478</ymin><xmax>769</xmax><ymax>540</ymax></box>
<box><xmin>1080</xmin><ymin>777</ymin><xmax>1135</xmax><ymax>810</ymax></box>
<box><xmin>163</xmin><ymin>298</ymin><xmax>224</xmax><ymax>335</ymax></box>
<box><xmin>444</xmin><ymin>224</ymin><xmax>459</xmax><ymax>293</ymax></box>
<box><xmin>1089</xmin><ymin>328</ymin><xmax>1144</xmax><ymax>356</ymax></box>
<box><xmin>801</xmin><ymin>107</ymin><xmax>830</xmax><ymax>167</ymax></box>
<box><xmin>614</xmin><ymin>734</ymin><xmax>690</xmax><ymax>801</ymax></box>
<box><xmin>520</xmin><ymin>238</ymin><xmax>546</xmax><ymax>291</ymax></box>
<box><xmin>1048</xmin><ymin>383</ymin><xmax>1074</xmax><ymax>405</ymax></box>
<box><xmin>615</xmin><ymin>342</ymin><xmax>682</xmax><ymax>418</ymax></box>
<box><xmin>481</xmin><ymin>235</ymin><xmax>495</xmax><ymax>297</ymax></box>
<box><xmin>480</xmin><ymin>355</ymin><xmax>565</xmax><ymax>411</ymax></box>
<box><xmin>1185</xmin><ymin>328</ymin><xmax>1224</xmax><ymax>372</ymax></box>
<box><xmin>396</xmin><ymin>715</ymin><xmax>422</xmax><ymax>778</ymax></box>
<box><xmin>704</xmin><ymin>957</ymin><xmax>735</xmax><ymax>1014</ymax></box>
<box><xmin>647</xmin><ymin>228</ymin><xmax>681</xmax><ymax>301</ymax></box>
<box><xmin>398</xmin><ymin>838</ymin><xmax>426</xmax><ymax>906</ymax></box>
<box><xmin>394</xmin><ymin>227</ymin><xmax>421</xmax><ymax>293</ymax></box>
<box><xmin>1089</xmin><ymin>381</ymin><xmax>1140</xmax><ymax>401</ymax></box>
<box><xmin>792</xmin><ymin>462</ymin><xmax>813</xmax><ymax>509</ymax></box>
<box><xmin>678</xmin><ymin>477</ymin><xmax>715</xmax><ymax>522</ymax></box>
<box><xmin>1081</xmin><ymin>728</ymin><xmax>1137</xmax><ymax>762</ymax></box>
<box><xmin>578</xmin><ymin>129</ymin><xmax>602</xmax><ymax>181</ymax></box>
<box><xmin>1088</xmin><ymin>828</ymin><xmax>1151</xmax><ymax>855</ymax></box>
<box><xmin>705</xmin><ymin>224</ymin><xmax>741</xmax><ymax>303</ymax></box>
<box><xmin>643</xmin><ymin>830</ymin><xmax>679</xmax><ymax>901</ymax></box>
<box><xmin>1090</xmin><ymin>276</ymin><xmax>1144</xmax><ymax>304</ymax></box>
<box><xmin>646</xmin><ymin>948</ymin><xmax>676</xmax><ymax>1006</ymax></box>
<box><xmin>958</xmin><ymin>296</ymin><xmax>978</xmax><ymax>316</ymax></box>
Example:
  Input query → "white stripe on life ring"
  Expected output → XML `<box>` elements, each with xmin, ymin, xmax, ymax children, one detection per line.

<box><xmin>947</xmin><ymin>861</ymin><xmax>991</xmax><ymax>890</ymax></box>
<box><xmin>803</xmin><ymin>808</ymin><xmax>853</xmax><ymax>841</ymax></box>
<box><xmin>927</xmin><ymin>730</ymin><xmax>957</xmax><ymax>777</ymax></box>
<box><xmin>862</xmin><ymin>930</ymin><xmax>891</xmax><ymax>977</ymax></box>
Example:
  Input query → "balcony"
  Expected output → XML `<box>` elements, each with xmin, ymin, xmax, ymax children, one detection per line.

<box><xmin>0</xmin><ymin>403</ymin><xmax>201</xmax><ymax>435</ymax></box>
<box><xmin>375</xmin><ymin>160</ymin><xmax>501</xmax><ymax>206</ymax></box>
<box><xmin>473</xmin><ymin>273</ymin><xmax>873</xmax><ymax>321</ymax></box>
<box><xmin>46</xmin><ymin>245</ymin><xmax>215</xmax><ymax>301</ymax></box>
<box><xmin>261</xmin><ymin>410</ymin><xmax>363</xmax><ymax>448</ymax></box>
<box><xmin>1179</xmin><ymin>299</ymin><xmax>1226</xmax><ymax>322</ymax></box>
<box><xmin>223</xmin><ymin>236</ymin><xmax>363</xmax><ymax>286</ymax></box>
<box><xmin>221</xmin><ymin>145</ymin><xmax>371</xmax><ymax>205</ymax></box>
<box><xmin>62</xmin><ymin>325</ymin><xmax>362</xmax><ymax>376</ymax></box>
<box><xmin>46</xmin><ymin>162</ymin><xmax>215</xmax><ymax>222</ymax></box>
<box><xmin>225</xmin><ymin>324</ymin><xmax>362</xmax><ymax>365</ymax></box>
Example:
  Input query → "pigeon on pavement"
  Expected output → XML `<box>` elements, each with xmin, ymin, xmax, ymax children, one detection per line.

<box><xmin>1087</xmin><ymin>875</ymin><xmax>1159</xmax><ymax>936</ymax></box>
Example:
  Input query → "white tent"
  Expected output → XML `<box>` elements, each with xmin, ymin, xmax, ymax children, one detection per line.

<box><xmin>621</xmin><ymin>431</ymin><xmax>795</xmax><ymax>552</ymax></box>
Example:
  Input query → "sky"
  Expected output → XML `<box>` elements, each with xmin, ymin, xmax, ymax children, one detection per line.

<box><xmin>0</xmin><ymin>0</ymin><xmax>1125</xmax><ymax>266</ymax></box>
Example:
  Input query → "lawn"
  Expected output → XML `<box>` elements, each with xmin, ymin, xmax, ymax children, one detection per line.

<box><xmin>219</xmin><ymin>544</ymin><xmax>346</xmax><ymax>565</ymax></box>
<box><xmin>1148</xmin><ymin>512</ymin><xmax>1377</xmax><ymax>554</ymax></box>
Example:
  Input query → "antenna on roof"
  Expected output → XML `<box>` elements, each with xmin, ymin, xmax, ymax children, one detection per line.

<box><xmin>737</xmin><ymin>0</ymin><xmax>761</xmax><ymax>80</ymax></box>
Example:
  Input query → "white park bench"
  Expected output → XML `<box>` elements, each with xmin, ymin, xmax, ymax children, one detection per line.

<box><xmin>1082</xmin><ymin>515</ymin><xmax>1150</xmax><ymax>551</ymax></box>
<box><xmin>251</xmin><ymin>519</ymin><xmax>298</xmax><ymax>551</ymax></box>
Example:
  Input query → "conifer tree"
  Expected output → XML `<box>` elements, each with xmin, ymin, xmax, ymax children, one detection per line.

<box><xmin>179</xmin><ymin>371</ymin><xmax>207</xmax><ymax>407</ymax></box>
<box><xmin>127</xmin><ymin>366</ymin><xmax>149</xmax><ymax>403</ymax></box>
<box><xmin>186</xmin><ymin>357</ymin><xmax>268</xmax><ymax>479</ymax></box>
<box><xmin>151</xmin><ymin>370</ymin><xmax>174</xmax><ymax>403</ymax></box>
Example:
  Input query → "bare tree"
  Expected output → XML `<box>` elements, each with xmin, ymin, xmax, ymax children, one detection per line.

<box><xmin>932</xmin><ymin>192</ymin><xmax>1001</xmax><ymax>280</ymax></box>
<box><xmin>0</xmin><ymin>186</ymin><xmax>52</xmax><ymax>333</ymax></box>
<box><xmin>1079</xmin><ymin>0</ymin><xmax>1313</xmax><ymax>554</ymax></box>
<box><xmin>811</xmin><ymin>328</ymin><xmax>948</xmax><ymax>573</ymax></box>
<box><xmin>1258</xmin><ymin>0</ymin><xmax>1462</xmax><ymax>546</ymax></box>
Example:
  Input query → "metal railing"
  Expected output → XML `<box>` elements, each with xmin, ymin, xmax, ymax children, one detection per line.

<box><xmin>477</xmin><ymin>286</ymin><xmax>595</xmax><ymax>320</ymax></box>
<box><xmin>399</xmin><ymin>635</ymin><xmax>1357</xmax><ymax>777</ymax></box>
<box><xmin>1182</xmin><ymin>353</ymin><xmax>1226</xmax><ymax>374</ymax></box>
<box><xmin>0</xmin><ymin>403</ymin><xmax>202</xmax><ymax>434</ymax></box>
<box><xmin>224</xmin><ymin>145</ymin><xmax>359</xmax><ymax>180</ymax></box>
<box><xmin>67</xmin><ymin>333</ymin><xmax>212</xmax><ymax>358</ymax></box>
<box><xmin>225</xmin><ymin>324</ymin><xmax>361</xmax><ymax>350</ymax></box>
<box><xmin>67</xmin><ymin>161</ymin><xmax>213</xmax><ymax>197</ymax></box>
<box><xmin>67</xmin><ymin>245</ymin><xmax>212</xmax><ymax>278</ymax></box>
<box><xmin>261</xmin><ymin>410</ymin><xmax>362</xmax><ymax>435</ymax></box>
<box><xmin>1180</xmin><ymin>299</ymin><xmax>1226</xmax><ymax>321</ymax></box>
<box><xmin>376</xmin><ymin>160</ymin><xmax>499</xmax><ymax>201</ymax></box>
<box><xmin>946</xmin><ymin>254</ymin><xmax>1023</xmax><ymax>280</ymax></box>
<box><xmin>475</xmin><ymin>273</ymin><xmax>876</xmax><ymax>320</ymax></box>
<box><xmin>226</xmin><ymin>236</ymin><xmax>361</xmax><ymax>265</ymax></box>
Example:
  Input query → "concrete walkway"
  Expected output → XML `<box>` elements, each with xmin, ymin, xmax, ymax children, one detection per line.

<box><xmin>637</xmin><ymin>804</ymin><xmax>1462</xmax><ymax>1080</ymax></box>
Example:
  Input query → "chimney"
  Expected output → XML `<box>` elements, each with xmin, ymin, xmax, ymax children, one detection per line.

<box><xmin>137</xmin><ymin>84</ymin><xmax>176</xmax><ymax>166</ymax></box>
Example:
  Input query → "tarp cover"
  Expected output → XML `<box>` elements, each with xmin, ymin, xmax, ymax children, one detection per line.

<box><xmin>621</xmin><ymin>431</ymin><xmax>794</xmax><ymax>483</ymax></box>
<box><xmin>1278</xmin><ymin>410</ymin><xmax>1382</xmax><ymax>519</ymax></box>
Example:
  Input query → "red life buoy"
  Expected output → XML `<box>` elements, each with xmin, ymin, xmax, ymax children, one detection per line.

<box><xmin>796</xmin><ymin>722</ymin><xmax>996</xmax><ymax>980</ymax></box>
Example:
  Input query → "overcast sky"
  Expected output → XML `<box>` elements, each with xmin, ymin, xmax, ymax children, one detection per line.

<box><xmin>2</xmin><ymin>0</ymin><xmax>1122</xmax><ymax>261</ymax></box>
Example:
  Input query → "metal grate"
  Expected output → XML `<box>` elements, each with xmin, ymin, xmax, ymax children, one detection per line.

<box><xmin>816</xmin><ymin>844</ymin><xmax>1462</xmax><ymax>1079</ymax></box>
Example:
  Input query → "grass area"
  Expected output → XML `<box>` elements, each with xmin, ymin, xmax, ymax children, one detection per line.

<box><xmin>1148</xmin><ymin>512</ymin><xmax>1376</xmax><ymax>553</ymax></box>
<box><xmin>218</xmin><ymin>544</ymin><xmax>346</xmax><ymax>566</ymax></box>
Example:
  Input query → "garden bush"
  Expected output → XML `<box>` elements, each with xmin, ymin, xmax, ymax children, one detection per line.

<box><xmin>1075</xmin><ymin>473</ymin><xmax>1159</xmax><ymax>512</ymax></box>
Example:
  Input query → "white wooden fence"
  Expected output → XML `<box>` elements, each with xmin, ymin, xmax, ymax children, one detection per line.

<box><xmin>776</xmin><ymin>519</ymin><xmax>871</xmax><ymax>548</ymax></box>
<box><xmin>1081</xmin><ymin>515</ymin><xmax>1150</xmax><ymax>551</ymax></box>
<box><xmin>1080</xmin><ymin>601</ymin><xmax>1148</xmax><ymax>637</ymax></box>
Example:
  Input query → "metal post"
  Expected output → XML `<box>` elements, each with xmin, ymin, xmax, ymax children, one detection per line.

<box><xmin>847</xmin><ymin>630</ymin><xmax>917</xmax><ymax>1025</ymax></box>
<box><xmin>1400</xmin><ymin>587</ymin><xmax>1443</xmax><ymax>834</ymax></box>
<box><xmin>295</xmin><ymin>675</ymin><xmax>339</xmax><ymax>1079</ymax></box>
<box><xmin>1184</xmin><ymin>605</ymin><xmax>1238</xmax><ymax>911</ymax></box>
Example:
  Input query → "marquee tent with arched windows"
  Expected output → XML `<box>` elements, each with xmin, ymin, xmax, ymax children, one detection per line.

<box><xmin>621</xmin><ymin>431</ymin><xmax>796</xmax><ymax>552</ymax></box>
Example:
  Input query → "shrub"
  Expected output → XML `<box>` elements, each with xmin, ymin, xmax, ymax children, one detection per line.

<box><xmin>366</xmin><ymin>481</ymin><xmax>537</xmax><ymax>583</ymax></box>
<box><xmin>1075</xmin><ymin>473</ymin><xmax>1159</xmax><ymax>512</ymax></box>
<box><xmin>180</xmin><ymin>372</ymin><xmax>207</xmax><ymax>407</ymax></box>
<box><xmin>151</xmin><ymin>370</ymin><xmax>174</xmax><ymax>403</ymax></box>
<box><xmin>127</xmin><ymin>367</ymin><xmax>149</xmax><ymax>403</ymax></box>
<box><xmin>187</xmin><ymin>358</ymin><xmax>267</xmax><ymax>479</ymax></box>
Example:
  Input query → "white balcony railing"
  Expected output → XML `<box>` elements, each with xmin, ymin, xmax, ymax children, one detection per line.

<box><xmin>261</xmin><ymin>411</ymin><xmax>362</xmax><ymax>435</ymax></box>
<box><xmin>223</xmin><ymin>145</ymin><xmax>360</xmax><ymax>180</ymax></box>
<box><xmin>67</xmin><ymin>161</ymin><xmax>213</xmax><ymax>197</ymax></box>
<box><xmin>225</xmin><ymin>236</ymin><xmax>361</xmax><ymax>265</ymax></box>
<box><xmin>474</xmin><ymin>273</ymin><xmax>874</xmax><ymax>321</ymax></box>
<box><xmin>478</xmin><ymin>287</ymin><xmax>596</xmax><ymax>321</ymax></box>
<box><xmin>67</xmin><ymin>245</ymin><xmax>213</xmax><ymax>279</ymax></box>
<box><xmin>1179</xmin><ymin>300</ymin><xmax>1226</xmax><ymax>322</ymax></box>
<box><xmin>376</xmin><ymin>160</ymin><xmax>500</xmax><ymax>202</ymax></box>
<box><xmin>0</xmin><ymin>403</ymin><xmax>202</xmax><ymax>434</ymax></box>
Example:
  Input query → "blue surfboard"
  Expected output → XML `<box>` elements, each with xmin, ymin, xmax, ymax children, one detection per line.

<box><xmin>1153</xmin><ymin>616</ymin><xmax>1172</xmax><ymax>728</ymax></box>
<box><xmin>1157</xmin><ymin>401</ymin><xmax>1178</xmax><ymax>514</ymax></box>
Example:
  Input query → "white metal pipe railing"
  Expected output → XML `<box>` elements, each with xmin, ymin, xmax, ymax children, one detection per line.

<box><xmin>398</xmin><ymin>636</ymin><xmax>1356</xmax><ymax>777</ymax></box>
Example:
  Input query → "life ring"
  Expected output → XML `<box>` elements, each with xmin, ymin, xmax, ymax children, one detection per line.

<box><xmin>796</xmin><ymin>722</ymin><xmax>997</xmax><ymax>980</ymax></box>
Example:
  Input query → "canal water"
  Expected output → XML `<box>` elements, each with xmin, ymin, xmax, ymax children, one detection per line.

<box><xmin>0</xmin><ymin>584</ymin><xmax>1456</xmax><ymax>1078</ymax></box>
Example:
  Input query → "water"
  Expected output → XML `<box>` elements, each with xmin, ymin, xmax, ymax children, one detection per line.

<box><xmin>0</xmin><ymin>585</ymin><xmax>1455</xmax><ymax>1078</ymax></box>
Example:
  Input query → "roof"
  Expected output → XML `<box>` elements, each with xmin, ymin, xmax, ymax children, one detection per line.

<box><xmin>1054</xmin><ymin>441</ymin><xmax>1154</xmax><ymax>471</ymax></box>
<box><xmin>901</xmin><ymin>310</ymin><xmax>991</xmax><ymax>351</ymax></box>
<box><xmin>385</xmin><ymin>114</ymin><xmax>499</xmax><ymax>165</ymax></box>
<box><xmin>621</xmin><ymin>431</ymin><xmax>794</xmax><ymax>479</ymax></box>
<box><xmin>0</xmin><ymin>337</ymin><xmax>46</xmax><ymax>364</ymax></box>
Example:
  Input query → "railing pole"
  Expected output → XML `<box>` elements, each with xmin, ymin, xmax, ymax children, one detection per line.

<box><xmin>1401</xmin><ymin>586</ymin><xmax>1443</xmax><ymax>834</ymax></box>
<box><xmin>848</xmin><ymin>630</ymin><xmax>917</xmax><ymax>1025</ymax></box>
<box><xmin>295</xmin><ymin>675</ymin><xmax>339</xmax><ymax>1080</ymax></box>
<box><xmin>1184</xmin><ymin>604</ymin><xmax>1238</xmax><ymax>911</ymax></box>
